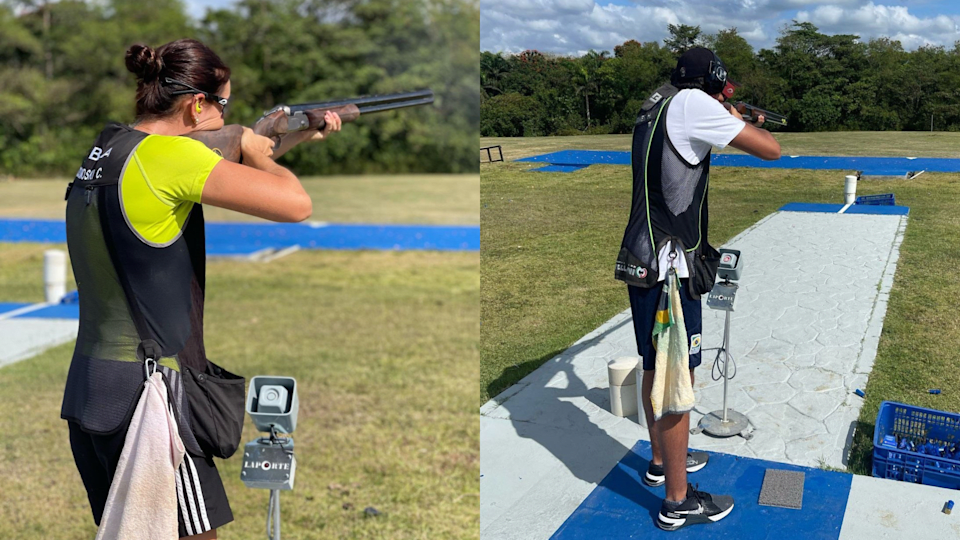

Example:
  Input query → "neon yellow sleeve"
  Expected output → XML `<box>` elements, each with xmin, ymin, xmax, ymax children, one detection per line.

<box><xmin>140</xmin><ymin>135</ymin><xmax>222</xmax><ymax>204</ymax></box>
<box><xmin>119</xmin><ymin>135</ymin><xmax>222</xmax><ymax>246</ymax></box>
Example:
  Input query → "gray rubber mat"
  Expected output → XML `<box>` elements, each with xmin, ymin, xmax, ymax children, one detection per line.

<box><xmin>758</xmin><ymin>469</ymin><xmax>805</xmax><ymax>509</ymax></box>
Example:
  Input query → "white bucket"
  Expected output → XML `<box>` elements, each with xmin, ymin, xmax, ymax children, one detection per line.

<box><xmin>844</xmin><ymin>175</ymin><xmax>858</xmax><ymax>205</ymax></box>
<box><xmin>608</xmin><ymin>357</ymin><xmax>639</xmax><ymax>417</ymax></box>
<box><xmin>43</xmin><ymin>249</ymin><xmax>67</xmax><ymax>303</ymax></box>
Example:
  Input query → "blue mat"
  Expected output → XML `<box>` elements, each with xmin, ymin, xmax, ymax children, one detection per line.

<box><xmin>780</xmin><ymin>203</ymin><xmax>910</xmax><ymax>216</ymax></box>
<box><xmin>17</xmin><ymin>303</ymin><xmax>79</xmax><ymax>319</ymax></box>
<box><xmin>0</xmin><ymin>301</ymin><xmax>79</xmax><ymax>319</ymax></box>
<box><xmin>518</xmin><ymin>150</ymin><xmax>960</xmax><ymax>176</ymax></box>
<box><xmin>0</xmin><ymin>219</ymin><xmax>480</xmax><ymax>254</ymax></box>
<box><xmin>550</xmin><ymin>440</ymin><xmax>852</xmax><ymax>540</ymax></box>
<box><xmin>0</xmin><ymin>302</ymin><xmax>30</xmax><ymax>315</ymax></box>
<box><xmin>518</xmin><ymin>150</ymin><xmax>630</xmax><ymax>167</ymax></box>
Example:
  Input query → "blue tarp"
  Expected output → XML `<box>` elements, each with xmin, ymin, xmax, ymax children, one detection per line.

<box><xmin>779</xmin><ymin>202</ymin><xmax>910</xmax><ymax>216</ymax></box>
<box><xmin>518</xmin><ymin>150</ymin><xmax>960</xmax><ymax>176</ymax></box>
<box><xmin>0</xmin><ymin>219</ymin><xmax>480</xmax><ymax>254</ymax></box>
<box><xmin>0</xmin><ymin>301</ymin><xmax>79</xmax><ymax>319</ymax></box>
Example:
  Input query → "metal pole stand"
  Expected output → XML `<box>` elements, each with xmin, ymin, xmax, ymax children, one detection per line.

<box><xmin>694</xmin><ymin>279</ymin><xmax>753</xmax><ymax>440</ymax></box>
<box><xmin>267</xmin><ymin>489</ymin><xmax>281</xmax><ymax>540</ymax></box>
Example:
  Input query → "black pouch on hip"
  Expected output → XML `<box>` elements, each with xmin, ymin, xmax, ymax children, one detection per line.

<box><xmin>692</xmin><ymin>243</ymin><xmax>721</xmax><ymax>296</ymax></box>
<box><xmin>181</xmin><ymin>360</ymin><xmax>246</xmax><ymax>459</ymax></box>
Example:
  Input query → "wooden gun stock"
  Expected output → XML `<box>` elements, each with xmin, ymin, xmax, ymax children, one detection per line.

<box><xmin>187</xmin><ymin>125</ymin><xmax>245</xmax><ymax>162</ymax></box>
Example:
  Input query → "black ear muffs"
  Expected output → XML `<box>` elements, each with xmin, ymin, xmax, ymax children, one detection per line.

<box><xmin>671</xmin><ymin>50</ymin><xmax>729</xmax><ymax>95</ymax></box>
<box><xmin>704</xmin><ymin>53</ymin><xmax>728</xmax><ymax>95</ymax></box>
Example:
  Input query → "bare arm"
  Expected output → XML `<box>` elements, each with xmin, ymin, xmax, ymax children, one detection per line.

<box><xmin>724</xmin><ymin>104</ymin><xmax>781</xmax><ymax>161</ymax></box>
<box><xmin>200</xmin><ymin>128</ymin><xmax>312</xmax><ymax>222</ymax></box>
<box><xmin>270</xmin><ymin>110</ymin><xmax>343</xmax><ymax>160</ymax></box>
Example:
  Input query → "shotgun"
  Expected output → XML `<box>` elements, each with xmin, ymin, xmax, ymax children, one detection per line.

<box><xmin>188</xmin><ymin>89</ymin><xmax>434</xmax><ymax>162</ymax></box>
<box><xmin>726</xmin><ymin>101</ymin><xmax>787</xmax><ymax>127</ymax></box>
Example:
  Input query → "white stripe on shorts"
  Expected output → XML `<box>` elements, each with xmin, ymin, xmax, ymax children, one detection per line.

<box><xmin>175</xmin><ymin>462</ymin><xmax>194</xmax><ymax>537</ymax></box>
<box><xmin>179</xmin><ymin>458</ymin><xmax>204</xmax><ymax>534</ymax></box>
<box><xmin>186</xmin><ymin>454</ymin><xmax>212</xmax><ymax>531</ymax></box>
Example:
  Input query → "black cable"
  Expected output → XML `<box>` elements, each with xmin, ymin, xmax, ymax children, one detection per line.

<box><xmin>703</xmin><ymin>346</ymin><xmax>736</xmax><ymax>382</ymax></box>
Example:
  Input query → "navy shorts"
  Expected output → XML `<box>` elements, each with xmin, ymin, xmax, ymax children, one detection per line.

<box><xmin>628</xmin><ymin>280</ymin><xmax>703</xmax><ymax>371</ymax></box>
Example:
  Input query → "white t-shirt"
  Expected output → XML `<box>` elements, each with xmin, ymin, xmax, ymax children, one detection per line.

<box><xmin>656</xmin><ymin>89</ymin><xmax>745</xmax><ymax>280</ymax></box>
<box><xmin>665</xmin><ymin>89</ymin><xmax>745</xmax><ymax>165</ymax></box>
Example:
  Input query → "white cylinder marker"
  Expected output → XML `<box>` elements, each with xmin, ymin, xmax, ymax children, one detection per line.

<box><xmin>844</xmin><ymin>175</ymin><xmax>858</xmax><ymax>205</ymax></box>
<box><xmin>44</xmin><ymin>250</ymin><xmax>67</xmax><ymax>303</ymax></box>
<box><xmin>608</xmin><ymin>357</ymin><xmax>639</xmax><ymax>417</ymax></box>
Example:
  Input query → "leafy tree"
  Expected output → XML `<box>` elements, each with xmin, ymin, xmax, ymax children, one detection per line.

<box><xmin>664</xmin><ymin>24</ymin><xmax>701</xmax><ymax>56</ymax></box>
<box><xmin>480</xmin><ymin>93</ymin><xmax>542</xmax><ymax>136</ymax></box>
<box><xmin>0</xmin><ymin>0</ymin><xmax>477</xmax><ymax>176</ymax></box>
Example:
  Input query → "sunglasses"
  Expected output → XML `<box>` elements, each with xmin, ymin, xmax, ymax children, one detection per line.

<box><xmin>162</xmin><ymin>77</ymin><xmax>230</xmax><ymax>116</ymax></box>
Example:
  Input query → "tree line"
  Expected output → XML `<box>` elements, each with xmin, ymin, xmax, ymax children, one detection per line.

<box><xmin>0</xmin><ymin>0</ymin><xmax>478</xmax><ymax>177</ymax></box>
<box><xmin>481</xmin><ymin>22</ymin><xmax>960</xmax><ymax>137</ymax></box>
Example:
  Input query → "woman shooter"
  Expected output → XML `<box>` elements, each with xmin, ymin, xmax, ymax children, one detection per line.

<box><xmin>61</xmin><ymin>38</ymin><xmax>340</xmax><ymax>539</ymax></box>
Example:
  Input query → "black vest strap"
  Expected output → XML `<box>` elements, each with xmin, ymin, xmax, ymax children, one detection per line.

<box><xmin>615</xmin><ymin>86</ymin><xmax>712</xmax><ymax>289</ymax></box>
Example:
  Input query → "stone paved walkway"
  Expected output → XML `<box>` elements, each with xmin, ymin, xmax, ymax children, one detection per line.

<box><xmin>691</xmin><ymin>210</ymin><xmax>906</xmax><ymax>467</ymax></box>
<box><xmin>0</xmin><ymin>317</ymin><xmax>77</xmax><ymax>368</ymax></box>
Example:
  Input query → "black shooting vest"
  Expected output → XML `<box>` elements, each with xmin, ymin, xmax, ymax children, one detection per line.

<box><xmin>61</xmin><ymin>122</ymin><xmax>208</xmax><ymax>449</ymax></box>
<box><xmin>615</xmin><ymin>85</ymin><xmax>712</xmax><ymax>289</ymax></box>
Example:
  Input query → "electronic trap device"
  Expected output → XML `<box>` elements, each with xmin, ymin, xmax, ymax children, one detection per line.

<box><xmin>694</xmin><ymin>248</ymin><xmax>753</xmax><ymax>439</ymax></box>
<box><xmin>706</xmin><ymin>249</ymin><xmax>741</xmax><ymax>312</ymax></box>
<box><xmin>242</xmin><ymin>376</ymin><xmax>298</xmax><ymax>539</ymax></box>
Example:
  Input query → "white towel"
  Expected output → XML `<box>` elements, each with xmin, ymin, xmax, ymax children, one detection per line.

<box><xmin>96</xmin><ymin>372</ymin><xmax>185</xmax><ymax>540</ymax></box>
<box><xmin>649</xmin><ymin>271</ymin><xmax>696</xmax><ymax>420</ymax></box>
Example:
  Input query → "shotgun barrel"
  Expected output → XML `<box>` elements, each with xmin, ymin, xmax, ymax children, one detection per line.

<box><xmin>187</xmin><ymin>89</ymin><xmax>435</xmax><ymax>162</ymax></box>
<box><xmin>284</xmin><ymin>89</ymin><xmax>434</xmax><ymax>114</ymax></box>
<box><xmin>735</xmin><ymin>102</ymin><xmax>787</xmax><ymax>127</ymax></box>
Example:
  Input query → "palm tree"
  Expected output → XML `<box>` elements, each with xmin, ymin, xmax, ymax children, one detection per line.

<box><xmin>481</xmin><ymin>52</ymin><xmax>509</xmax><ymax>98</ymax></box>
<box><xmin>575</xmin><ymin>50</ymin><xmax>606</xmax><ymax>128</ymax></box>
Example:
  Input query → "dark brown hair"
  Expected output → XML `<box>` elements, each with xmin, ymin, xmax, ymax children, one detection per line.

<box><xmin>124</xmin><ymin>38</ymin><xmax>230</xmax><ymax>120</ymax></box>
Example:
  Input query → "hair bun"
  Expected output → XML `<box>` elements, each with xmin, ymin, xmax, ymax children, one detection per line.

<box><xmin>125</xmin><ymin>43</ymin><xmax>164</xmax><ymax>82</ymax></box>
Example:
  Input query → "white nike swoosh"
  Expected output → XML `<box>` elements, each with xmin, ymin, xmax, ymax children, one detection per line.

<box><xmin>675</xmin><ymin>505</ymin><xmax>704</xmax><ymax>516</ymax></box>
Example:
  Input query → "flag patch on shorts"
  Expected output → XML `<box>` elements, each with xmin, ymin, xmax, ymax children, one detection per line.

<box><xmin>690</xmin><ymin>334</ymin><xmax>702</xmax><ymax>354</ymax></box>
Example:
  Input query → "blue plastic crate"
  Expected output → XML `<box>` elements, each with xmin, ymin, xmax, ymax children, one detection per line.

<box><xmin>855</xmin><ymin>193</ymin><xmax>896</xmax><ymax>206</ymax></box>
<box><xmin>872</xmin><ymin>401</ymin><xmax>960</xmax><ymax>489</ymax></box>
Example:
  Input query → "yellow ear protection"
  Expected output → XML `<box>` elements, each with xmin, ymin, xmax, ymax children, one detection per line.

<box><xmin>196</xmin><ymin>103</ymin><xmax>202</xmax><ymax>114</ymax></box>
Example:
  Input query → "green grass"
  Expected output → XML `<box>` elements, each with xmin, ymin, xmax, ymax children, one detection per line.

<box><xmin>0</xmin><ymin>175</ymin><xmax>479</xmax><ymax>539</ymax></box>
<box><xmin>0</xmin><ymin>174</ymin><xmax>479</xmax><ymax>225</ymax></box>
<box><xmin>481</xmin><ymin>132</ymin><xmax>960</xmax><ymax>477</ymax></box>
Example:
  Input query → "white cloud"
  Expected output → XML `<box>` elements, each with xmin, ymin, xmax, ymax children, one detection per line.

<box><xmin>481</xmin><ymin>0</ymin><xmax>960</xmax><ymax>55</ymax></box>
<box><xmin>797</xmin><ymin>2</ymin><xmax>959</xmax><ymax>41</ymax></box>
<box><xmin>482</xmin><ymin>2</ymin><xmax>689</xmax><ymax>56</ymax></box>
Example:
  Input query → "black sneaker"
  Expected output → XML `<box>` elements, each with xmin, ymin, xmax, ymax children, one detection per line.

<box><xmin>657</xmin><ymin>483</ymin><xmax>734</xmax><ymax>531</ymax></box>
<box><xmin>643</xmin><ymin>451</ymin><xmax>709</xmax><ymax>487</ymax></box>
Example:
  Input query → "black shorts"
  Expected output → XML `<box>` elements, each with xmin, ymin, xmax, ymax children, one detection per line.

<box><xmin>628</xmin><ymin>280</ymin><xmax>703</xmax><ymax>371</ymax></box>
<box><xmin>68</xmin><ymin>415</ymin><xmax>234</xmax><ymax>537</ymax></box>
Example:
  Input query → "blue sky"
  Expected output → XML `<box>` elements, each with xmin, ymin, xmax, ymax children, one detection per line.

<box><xmin>480</xmin><ymin>0</ymin><xmax>960</xmax><ymax>56</ymax></box>
<box><xmin>183</xmin><ymin>0</ymin><xmax>237</xmax><ymax>19</ymax></box>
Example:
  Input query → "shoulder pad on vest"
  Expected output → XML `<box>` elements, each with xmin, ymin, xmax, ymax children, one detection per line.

<box><xmin>635</xmin><ymin>84</ymin><xmax>678</xmax><ymax>125</ymax></box>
